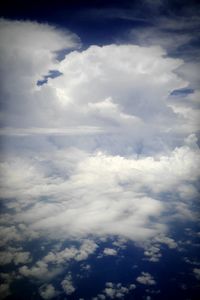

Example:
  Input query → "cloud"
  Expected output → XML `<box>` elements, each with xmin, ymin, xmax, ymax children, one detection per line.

<box><xmin>0</xmin><ymin>248</ymin><xmax>31</xmax><ymax>265</ymax></box>
<box><xmin>129</xmin><ymin>16</ymin><xmax>199</xmax><ymax>55</ymax></box>
<box><xmin>0</xmin><ymin>19</ymin><xmax>80</xmax><ymax>128</ymax></box>
<box><xmin>154</xmin><ymin>235</ymin><xmax>177</xmax><ymax>249</ymax></box>
<box><xmin>193</xmin><ymin>268</ymin><xmax>200</xmax><ymax>280</ymax></box>
<box><xmin>19</xmin><ymin>261</ymin><xmax>61</xmax><ymax>281</ymax></box>
<box><xmin>0</xmin><ymin>18</ymin><xmax>199</xmax><ymax>297</ymax></box>
<box><xmin>144</xmin><ymin>245</ymin><xmax>162</xmax><ymax>262</ymax></box>
<box><xmin>136</xmin><ymin>272</ymin><xmax>156</xmax><ymax>285</ymax></box>
<box><xmin>0</xmin><ymin>126</ymin><xmax>105</xmax><ymax>137</ymax></box>
<box><xmin>103</xmin><ymin>248</ymin><xmax>117</xmax><ymax>256</ymax></box>
<box><xmin>0</xmin><ymin>272</ymin><xmax>18</xmax><ymax>300</ymax></box>
<box><xmin>93</xmin><ymin>282</ymin><xmax>136</xmax><ymax>299</ymax></box>
<box><xmin>44</xmin><ymin>239</ymin><xmax>98</xmax><ymax>264</ymax></box>
<box><xmin>128</xmin><ymin>14</ymin><xmax>200</xmax><ymax>140</ymax></box>
<box><xmin>1</xmin><ymin>20</ymin><xmax>194</xmax><ymax>155</ymax></box>
<box><xmin>0</xmin><ymin>137</ymin><xmax>199</xmax><ymax>247</ymax></box>
<box><xmin>19</xmin><ymin>240</ymin><xmax>97</xmax><ymax>282</ymax></box>
<box><xmin>39</xmin><ymin>284</ymin><xmax>58</xmax><ymax>300</ymax></box>
<box><xmin>143</xmin><ymin>235</ymin><xmax>178</xmax><ymax>262</ymax></box>
<box><xmin>0</xmin><ymin>283</ymin><xmax>10</xmax><ymax>300</ymax></box>
<box><xmin>61</xmin><ymin>274</ymin><xmax>75</xmax><ymax>295</ymax></box>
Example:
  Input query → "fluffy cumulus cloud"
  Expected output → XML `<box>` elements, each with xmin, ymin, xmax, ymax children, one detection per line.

<box><xmin>61</xmin><ymin>274</ymin><xmax>75</xmax><ymax>295</ymax></box>
<box><xmin>92</xmin><ymin>282</ymin><xmax>136</xmax><ymax>299</ymax></box>
<box><xmin>0</xmin><ymin>18</ymin><xmax>80</xmax><ymax>128</ymax></box>
<box><xmin>43</xmin><ymin>239</ymin><xmax>98</xmax><ymax>264</ymax></box>
<box><xmin>0</xmin><ymin>17</ymin><xmax>199</xmax><ymax>297</ymax></box>
<box><xmin>19</xmin><ymin>240</ymin><xmax>97</xmax><ymax>281</ymax></box>
<box><xmin>39</xmin><ymin>284</ymin><xmax>58</xmax><ymax>300</ymax></box>
<box><xmin>136</xmin><ymin>272</ymin><xmax>156</xmax><ymax>285</ymax></box>
<box><xmin>103</xmin><ymin>248</ymin><xmax>117</xmax><ymax>256</ymax></box>
<box><xmin>0</xmin><ymin>247</ymin><xmax>31</xmax><ymax>266</ymax></box>
<box><xmin>193</xmin><ymin>268</ymin><xmax>200</xmax><ymax>280</ymax></box>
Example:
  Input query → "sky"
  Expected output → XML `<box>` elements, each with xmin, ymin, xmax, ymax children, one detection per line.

<box><xmin>0</xmin><ymin>0</ymin><xmax>200</xmax><ymax>299</ymax></box>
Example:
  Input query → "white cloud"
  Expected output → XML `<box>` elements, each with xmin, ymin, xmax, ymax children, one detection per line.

<box><xmin>136</xmin><ymin>272</ymin><xmax>156</xmax><ymax>285</ymax></box>
<box><xmin>103</xmin><ymin>248</ymin><xmax>117</xmax><ymax>256</ymax></box>
<box><xmin>44</xmin><ymin>239</ymin><xmax>97</xmax><ymax>264</ymax></box>
<box><xmin>39</xmin><ymin>284</ymin><xmax>58</xmax><ymax>300</ymax></box>
<box><xmin>0</xmin><ymin>126</ymin><xmax>104</xmax><ymax>137</ymax></box>
<box><xmin>0</xmin><ymin>20</ymin><xmax>194</xmax><ymax>154</ymax></box>
<box><xmin>143</xmin><ymin>234</ymin><xmax>178</xmax><ymax>262</ymax></box>
<box><xmin>154</xmin><ymin>235</ymin><xmax>177</xmax><ymax>249</ymax></box>
<box><xmin>0</xmin><ymin>19</ymin><xmax>79</xmax><ymax>128</ymax></box>
<box><xmin>144</xmin><ymin>245</ymin><xmax>162</xmax><ymax>262</ymax></box>
<box><xmin>0</xmin><ymin>248</ymin><xmax>31</xmax><ymax>265</ymax></box>
<box><xmin>93</xmin><ymin>282</ymin><xmax>136</xmax><ymax>299</ymax></box>
<box><xmin>0</xmin><ymin>137</ymin><xmax>199</xmax><ymax>247</ymax></box>
<box><xmin>19</xmin><ymin>261</ymin><xmax>61</xmax><ymax>281</ymax></box>
<box><xmin>61</xmin><ymin>274</ymin><xmax>75</xmax><ymax>295</ymax></box>
<box><xmin>193</xmin><ymin>268</ymin><xmax>200</xmax><ymax>280</ymax></box>
<box><xmin>18</xmin><ymin>239</ymin><xmax>97</xmax><ymax>282</ymax></box>
<box><xmin>0</xmin><ymin>226</ymin><xmax>22</xmax><ymax>247</ymax></box>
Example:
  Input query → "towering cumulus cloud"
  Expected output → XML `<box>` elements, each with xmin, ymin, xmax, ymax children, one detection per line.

<box><xmin>0</xmin><ymin>18</ymin><xmax>199</xmax><ymax>299</ymax></box>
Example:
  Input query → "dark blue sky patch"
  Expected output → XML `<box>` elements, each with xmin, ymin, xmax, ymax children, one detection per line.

<box><xmin>37</xmin><ymin>70</ymin><xmax>63</xmax><ymax>86</ymax></box>
<box><xmin>170</xmin><ymin>88</ymin><xmax>194</xmax><ymax>96</ymax></box>
<box><xmin>55</xmin><ymin>48</ymin><xmax>77</xmax><ymax>61</ymax></box>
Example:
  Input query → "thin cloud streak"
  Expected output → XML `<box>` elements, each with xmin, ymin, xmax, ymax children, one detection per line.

<box><xmin>0</xmin><ymin>126</ymin><xmax>105</xmax><ymax>136</ymax></box>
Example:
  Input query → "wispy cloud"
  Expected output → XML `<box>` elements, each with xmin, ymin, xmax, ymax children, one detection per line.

<box><xmin>0</xmin><ymin>126</ymin><xmax>105</xmax><ymax>136</ymax></box>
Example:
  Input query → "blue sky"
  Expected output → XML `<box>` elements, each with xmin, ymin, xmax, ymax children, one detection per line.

<box><xmin>0</xmin><ymin>1</ymin><xmax>200</xmax><ymax>299</ymax></box>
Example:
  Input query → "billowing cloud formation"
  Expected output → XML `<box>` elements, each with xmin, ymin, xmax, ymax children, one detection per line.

<box><xmin>1</xmin><ymin>18</ymin><xmax>195</xmax><ymax>153</ymax></box>
<box><xmin>0</xmin><ymin>18</ymin><xmax>80</xmax><ymax>128</ymax></box>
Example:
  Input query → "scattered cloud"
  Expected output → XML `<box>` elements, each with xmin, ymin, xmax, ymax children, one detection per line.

<box><xmin>0</xmin><ymin>283</ymin><xmax>10</xmax><ymax>300</ymax></box>
<box><xmin>44</xmin><ymin>239</ymin><xmax>98</xmax><ymax>264</ymax></box>
<box><xmin>0</xmin><ymin>272</ymin><xmax>18</xmax><ymax>300</ymax></box>
<box><xmin>0</xmin><ymin>247</ymin><xmax>31</xmax><ymax>266</ymax></box>
<box><xmin>39</xmin><ymin>284</ymin><xmax>58</xmax><ymax>300</ymax></box>
<box><xmin>19</xmin><ymin>239</ymin><xmax>97</xmax><ymax>282</ymax></box>
<box><xmin>93</xmin><ymin>282</ymin><xmax>136</xmax><ymax>299</ymax></box>
<box><xmin>144</xmin><ymin>245</ymin><xmax>162</xmax><ymax>262</ymax></box>
<box><xmin>19</xmin><ymin>260</ymin><xmax>61</xmax><ymax>281</ymax></box>
<box><xmin>103</xmin><ymin>248</ymin><xmax>117</xmax><ymax>256</ymax></box>
<box><xmin>61</xmin><ymin>273</ymin><xmax>75</xmax><ymax>295</ymax></box>
<box><xmin>193</xmin><ymin>268</ymin><xmax>200</xmax><ymax>280</ymax></box>
<box><xmin>136</xmin><ymin>272</ymin><xmax>156</xmax><ymax>285</ymax></box>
